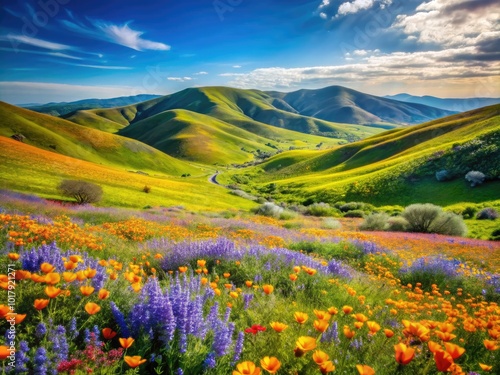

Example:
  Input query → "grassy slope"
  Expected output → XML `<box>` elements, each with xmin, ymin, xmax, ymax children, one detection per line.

<box><xmin>221</xmin><ymin>105</ymin><xmax>500</xmax><ymax>206</ymax></box>
<box><xmin>267</xmin><ymin>85</ymin><xmax>455</xmax><ymax>125</ymax></box>
<box><xmin>0</xmin><ymin>102</ymin><xmax>198</xmax><ymax>176</ymax></box>
<box><xmin>64</xmin><ymin>87</ymin><xmax>383</xmax><ymax>165</ymax></box>
<box><xmin>0</xmin><ymin>136</ymin><xmax>255</xmax><ymax>211</ymax></box>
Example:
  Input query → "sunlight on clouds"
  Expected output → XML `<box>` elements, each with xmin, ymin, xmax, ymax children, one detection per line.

<box><xmin>101</xmin><ymin>23</ymin><xmax>170</xmax><ymax>51</ymax></box>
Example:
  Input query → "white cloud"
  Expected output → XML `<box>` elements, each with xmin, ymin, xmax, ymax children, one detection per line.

<box><xmin>167</xmin><ymin>77</ymin><xmax>192</xmax><ymax>82</ymax></box>
<box><xmin>335</xmin><ymin>0</ymin><xmax>392</xmax><ymax>16</ymax></box>
<box><xmin>101</xmin><ymin>23</ymin><xmax>170</xmax><ymax>51</ymax></box>
<box><xmin>194</xmin><ymin>71</ymin><xmax>208</xmax><ymax>75</ymax></box>
<box><xmin>319</xmin><ymin>12</ymin><xmax>328</xmax><ymax>19</ymax></box>
<box><xmin>2</xmin><ymin>34</ymin><xmax>72</xmax><ymax>51</ymax></box>
<box><xmin>61</xmin><ymin>18</ymin><xmax>170</xmax><ymax>52</ymax></box>
<box><xmin>319</xmin><ymin>0</ymin><xmax>330</xmax><ymax>9</ymax></box>
<box><xmin>0</xmin><ymin>47</ymin><xmax>83</xmax><ymax>60</ymax></box>
<box><xmin>222</xmin><ymin>47</ymin><xmax>500</xmax><ymax>97</ymax></box>
<box><xmin>233</xmin><ymin>65</ymin><xmax>242</xmax><ymax>68</ymax></box>
<box><xmin>392</xmin><ymin>0</ymin><xmax>500</xmax><ymax>47</ymax></box>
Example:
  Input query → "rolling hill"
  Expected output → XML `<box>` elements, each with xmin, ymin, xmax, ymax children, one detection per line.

<box><xmin>267</xmin><ymin>86</ymin><xmax>456</xmax><ymax>126</ymax></box>
<box><xmin>385</xmin><ymin>94</ymin><xmax>500</xmax><ymax>112</ymax></box>
<box><xmin>0</xmin><ymin>101</ymin><xmax>198</xmax><ymax>177</ymax></box>
<box><xmin>220</xmin><ymin>104</ymin><xmax>500</xmax><ymax>207</ymax></box>
<box><xmin>25</xmin><ymin>94</ymin><xmax>161</xmax><ymax>117</ymax></box>
<box><xmin>64</xmin><ymin>87</ymin><xmax>385</xmax><ymax>165</ymax></box>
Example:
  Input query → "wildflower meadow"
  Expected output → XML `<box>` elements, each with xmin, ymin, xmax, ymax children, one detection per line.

<box><xmin>1</xmin><ymin>191</ymin><xmax>499</xmax><ymax>375</ymax></box>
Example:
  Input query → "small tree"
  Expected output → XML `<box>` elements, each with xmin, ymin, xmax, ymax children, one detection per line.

<box><xmin>465</xmin><ymin>171</ymin><xmax>485</xmax><ymax>187</ymax></box>
<box><xmin>402</xmin><ymin>204</ymin><xmax>442</xmax><ymax>233</ymax></box>
<box><xmin>58</xmin><ymin>180</ymin><xmax>103</xmax><ymax>205</ymax></box>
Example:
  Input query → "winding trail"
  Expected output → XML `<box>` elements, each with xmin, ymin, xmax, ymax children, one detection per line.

<box><xmin>209</xmin><ymin>173</ymin><xmax>222</xmax><ymax>186</ymax></box>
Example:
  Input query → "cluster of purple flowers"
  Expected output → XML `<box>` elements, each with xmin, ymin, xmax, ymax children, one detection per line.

<box><xmin>158</xmin><ymin>238</ymin><xmax>353</xmax><ymax>279</ymax></box>
<box><xmin>20</xmin><ymin>242</ymin><xmax>107</xmax><ymax>289</ymax></box>
<box><xmin>110</xmin><ymin>274</ymin><xmax>242</xmax><ymax>363</ymax></box>
<box><xmin>400</xmin><ymin>256</ymin><xmax>462</xmax><ymax>279</ymax></box>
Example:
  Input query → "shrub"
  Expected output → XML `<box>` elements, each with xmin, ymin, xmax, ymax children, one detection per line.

<box><xmin>321</xmin><ymin>218</ymin><xmax>342</xmax><ymax>230</ymax></box>
<box><xmin>435</xmin><ymin>170</ymin><xmax>450</xmax><ymax>181</ymax></box>
<box><xmin>279</xmin><ymin>210</ymin><xmax>297</xmax><ymax>220</ymax></box>
<box><xmin>359</xmin><ymin>213</ymin><xmax>389</xmax><ymax>231</ymax></box>
<box><xmin>402</xmin><ymin>203</ymin><xmax>467</xmax><ymax>236</ymax></box>
<box><xmin>477</xmin><ymin>208</ymin><xmax>499</xmax><ymax>220</ymax></box>
<box><xmin>339</xmin><ymin>202</ymin><xmax>365</xmax><ymax>212</ymax></box>
<box><xmin>230</xmin><ymin>190</ymin><xmax>257</xmax><ymax>201</ymax></box>
<box><xmin>465</xmin><ymin>171</ymin><xmax>485</xmax><ymax>187</ymax></box>
<box><xmin>490</xmin><ymin>228</ymin><xmax>500</xmax><ymax>241</ymax></box>
<box><xmin>143</xmin><ymin>185</ymin><xmax>151</xmax><ymax>193</ymax></box>
<box><xmin>57</xmin><ymin>180</ymin><xmax>102</xmax><ymax>205</ymax></box>
<box><xmin>402</xmin><ymin>204</ymin><xmax>442</xmax><ymax>233</ymax></box>
<box><xmin>253</xmin><ymin>202</ymin><xmax>283</xmax><ymax>218</ymax></box>
<box><xmin>429</xmin><ymin>212</ymin><xmax>467</xmax><ymax>236</ymax></box>
<box><xmin>305</xmin><ymin>202</ymin><xmax>338</xmax><ymax>217</ymax></box>
<box><xmin>343</xmin><ymin>210</ymin><xmax>364</xmax><ymax>218</ymax></box>
<box><xmin>462</xmin><ymin>206</ymin><xmax>477</xmax><ymax>219</ymax></box>
<box><xmin>387</xmin><ymin>216</ymin><xmax>409</xmax><ymax>232</ymax></box>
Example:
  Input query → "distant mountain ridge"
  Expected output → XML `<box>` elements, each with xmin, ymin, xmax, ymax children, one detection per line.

<box><xmin>384</xmin><ymin>94</ymin><xmax>500</xmax><ymax>112</ymax></box>
<box><xmin>24</xmin><ymin>94</ymin><xmax>162</xmax><ymax>117</ymax></box>
<box><xmin>268</xmin><ymin>86</ymin><xmax>455</xmax><ymax>126</ymax></box>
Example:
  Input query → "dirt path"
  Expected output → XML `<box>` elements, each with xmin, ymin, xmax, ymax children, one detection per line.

<box><xmin>209</xmin><ymin>173</ymin><xmax>222</xmax><ymax>186</ymax></box>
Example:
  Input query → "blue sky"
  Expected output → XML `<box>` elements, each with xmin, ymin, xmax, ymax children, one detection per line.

<box><xmin>0</xmin><ymin>0</ymin><xmax>498</xmax><ymax>104</ymax></box>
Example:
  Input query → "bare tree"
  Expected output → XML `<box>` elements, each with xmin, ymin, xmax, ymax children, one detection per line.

<box><xmin>58</xmin><ymin>180</ymin><xmax>103</xmax><ymax>204</ymax></box>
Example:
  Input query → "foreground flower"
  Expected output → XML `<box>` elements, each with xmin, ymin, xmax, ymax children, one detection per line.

<box><xmin>102</xmin><ymin>328</ymin><xmax>117</xmax><ymax>340</ymax></box>
<box><xmin>84</xmin><ymin>302</ymin><xmax>100</xmax><ymax>315</ymax></box>
<box><xmin>34</xmin><ymin>299</ymin><xmax>49</xmax><ymax>311</ymax></box>
<box><xmin>394</xmin><ymin>343</ymin><xmax>415</xmax><ymax>365</ymax></box>
<box><xmin>0</xmin><ymin>345</ymin><xmax>12</xmax><ymax>360</ymax></box>
<box><xmin>80</xmin><ymin>286</ymin><xmax>95</xmax><ymax>296</ymax></box>
<box><xmin>312</xmin><ymin>350</ymin><xmax>329</xmax><ymax>365</ymax></box>
<box><xmin>484</xmin><ymin>340</ymin><xmax>499</xmax><ymax>351</ymax></box>
<box><xmin>314</xmin><ymin>320</ymin><xmax>329</xmax><ymax>333</ymax></box>
<box><xmin>262</xmin><ymin>284</ymin><xmax>274</xmax><ymax>295</ymax></box>
<box><xmin>479</xmin><ymin>363</ymin><xmax>492</xmax><ymax>371</ymax></box>
<box><xmin>119</xmin><ymin>337</ymin><xmax>135</xmax><ymax>349</ymax></box>
<box><xmin>356</xmin><ymin>364</ymin><xmax>375</xmax><ymax>375</ymax></box>
<box><xmin>319</xmin><ymin>361</ymin><xmax>335</xmax><ymax>374</ymax></box>
<box><xmin>45</xmin><ymin>286</ymin><xmax>61</xmax><ymax>298</ymax></box>
<box><xmin>260</xmin><ymin>357</ymin><xmax>281</xmax><ymax>374</ymax></box>
<box><xmin>444</xmin><ymin>342</ymin><xmax>465</xmax><ymax>360</ymax></box>
<box><xmin>342</xmin><ymin>305</ymin><xmax>353</xmax><ymax>314</ymax></box>
<box><xmin>245</xmin><ymin>325</ymin><xmax>266</xmax><ymax>335</ymax></box>
<box><xmin>233</xmin><ymin>361</ymin><xmax>261</xmax><ymax>375</ymax></box>
<box><xmin>434</xmin><ymin>350</ymin><xmax>453</xmax><ymax>372</ymax></box>
<box><xmin>98</xmin><ymin>289</ymin><xmax>110</xmax><ymax>300</ymax></box>
<box><xmin>124</xmin><ymin>356</ymin><xmax>147</xmax><ymax>368</ymax></box>
<box><xmin>294</xmin><ymin>312</ymin><xmax>308</xmax><ymax>324</ymax></box>
<box><xmin>384</xmin><ymin>329</ymin><xmax>394</xmax><ymax>338</ymax></box>
<box><xmin>294</xmin><ymin>336</ymin><xmax>317</xmax><ymax>357</ymax></box>
<box><xmin>270</xmin><ymin>322</ymin><xmax>288</xmax><ymax>333</ymax></box>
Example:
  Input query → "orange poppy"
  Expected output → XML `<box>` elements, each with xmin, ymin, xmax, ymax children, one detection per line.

<box><xmin>34</xmin><ymin>299</ymin><xmax>49</xmax><ymax>310</ymax></box>
<box><xmin>40</xmin><ymin>262</ymin><xmax>55</xmax><ymax>274</ymax></box>
<box><xmin>119</xmin><ymin>337</ymin><xmax>135</xmax><ymax>349</ymax></box>
<box><xmin>45</xmin><ymin>286</ymin><xmax>61</xmax><ymax>298</ymax></box>
<box><xmin>356</xmin><ymin>364</ymin><xmax>375</xmax><ymax>375</ymax></box>
<box><xmin>80</xmin><ymin>286</ymin><xmax>95</xmax><ymax>296</ymax></box>
<box><xmin>434</xmin><ymin>350</ymin><xmax>454</xmax><ymax>372</ymax></box>
<box><xmin>394</xmin><ymin>343</ymin><xmax>415</xmax><ymax>365</ymax></box>
<box><xmin>84</xmin><ymin>302</ymin><xmax>100</xmax><ymax>315</ymax></box>
<box><xmin>270</xmin><ymin>322</ymin><xmax>288</xmax><ymax>333</ymax></box>
<box><xmin>260</xmin><ymin>356</ymin><xmax>280</xmax><ymax>374</ymax></box>
<box><xmin>262</xmin><ymin>285</ymin><xmax>274</xmax><ymax>295</ymax></box>
<box><xmin>102</xmin><ymin>328</ymin><xmax>117</xmax><ymax>340</ymax></box>
<box><xmin>314</xmin><ymin>320</ymin><xmax>329</xmax><ymax>333</ymax></box>
<box><xmin>124</xmin><ymin>356</ymin><xmax>147</xmax><ymax>368</ymax></box>
<box><xmin>294</xmin><ymin>312</ymin><xmax>308</xmax><ymax>324</ymax></box>
<box><xmin>233</xmin><ymin>361</ymin><xmax>261</xmax><ymax>375</ymax></box>
<box><xmin>98</xmin><ymin>289</ymin><xmax>110</xmax><ymax>300</ymax></box>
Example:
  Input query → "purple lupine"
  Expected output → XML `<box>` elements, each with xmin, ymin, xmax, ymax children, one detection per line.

<box><xmin>51</xmin><ymin>325</ymin><xmax>69</xmax><ymax>365</ymax></box>
<box><xmin>34</xmin><ymin>347</ymin><xmax>48</xmax><ymax>375</ymax></box>
<box><xmin>243</xmin><ymin>293</ymin><xmax>253</xmax><ymax>310</ymax></box>
<box><xmin>321</xmin><ymin>321</ymin><xmax>339</xmax><ymax>344</ymax></box>
<box><xmin>232</xmin><ymin>331</ymin><xmax>244</xmax><ymax>363</ymax></box>
<box><xmin>68</xmin><ymin>318</ymin><xmax>78</xmax><ymax>339</ymax></box>
<box><xmin>110</xmin><ymin>302</ymin><xmax>130</xmax><ymax>338</ymax></box>
<box><xmin>15</xmin><ymin>340</ymin><xmax>29</xmax><ymax>374</ymax></box>
<box><xmin>35</xmin><ymin>323</ymin><xmax>47</xmax><ymax>338</ymax></box>
<box><xmin>203</xmin><ymin>352</ymin><xmax>217</xmax><ymax>369</ymax></box>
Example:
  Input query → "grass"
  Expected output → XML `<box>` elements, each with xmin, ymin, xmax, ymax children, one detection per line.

<box><xmin>0</xmin><ymin>102</ymin><xmax>199</xmax><ymax>177</ymax></box>
<box><xmin>221</xmin><ymin>105</ymin><xmax>500</xmax><ymax>207</ymax></box>
<box><xmin>0</xmin><ymin>136</ymin><xmax>256</xmax><ymax>212</ymax></box>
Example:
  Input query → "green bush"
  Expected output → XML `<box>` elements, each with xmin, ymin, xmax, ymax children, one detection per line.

<box><xmin>359</xmin><ymin>213</ymin><xmax>389</xmax><ymax>231</ymax></box>
<box><xmin>387</xmin><ymin>216</ymin><xmax>409</xmax><ymax>232</ymax></box>
<box><xmin>462</xmin><ymin>206</ymin><xmax>477</xmax><ymax>219</ymax></box>
<box><xmin>321</xmin><ymin>218</ymin><xmax>342</xmax><ymax>230</ymax></box>
<box><xmin>253</xmin><ymin>202</ymin><xmax>283</xmax><ymax>218</ymax></box>
<box><xmin>339</xmin><ymin>201</ymin><xmax>365</xmax><ymax>212</ymax></box>
<box><xmin>343</xmin><ymin>210</ymin><xmax>364</xmax><ymax>218</ymax></box>
<box><xmin>305</xmin><ymin>202</ymin><xmax>338</xmax><ymax>217</ymax></box>
<box><xmin>430</xmin><ymin>212</ymin><xmax>467</xmax><ymax>236</ymax></box>
<box><xmin>490</xmin><ymin>228</ymin><xmax>500</xmax><ymax>241</ymax></box>
<box><xmin>279</xmin><ymin>210</ymin><xmax>297</xmax><ymax>220</ymax></box>
<box><xmin>402</xmin><ymin>203</ymin><xmax>467</xmax><ymax>236</ymax></box>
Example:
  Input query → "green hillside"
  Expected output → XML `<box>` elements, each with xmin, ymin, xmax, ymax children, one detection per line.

<box><xmin>267</xmin><ymin>86</ymin><xmax>456</xmax><ymax>125</ymax></box>
<box><xmin>0</xmin><ymin>102</ymin><xmax>198</xmax><ymax>177</ymax></box>
<box><xmin>220</xmin><ymin>105</ymin><xmax>500</xmax><ymax>206</ymax></box>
